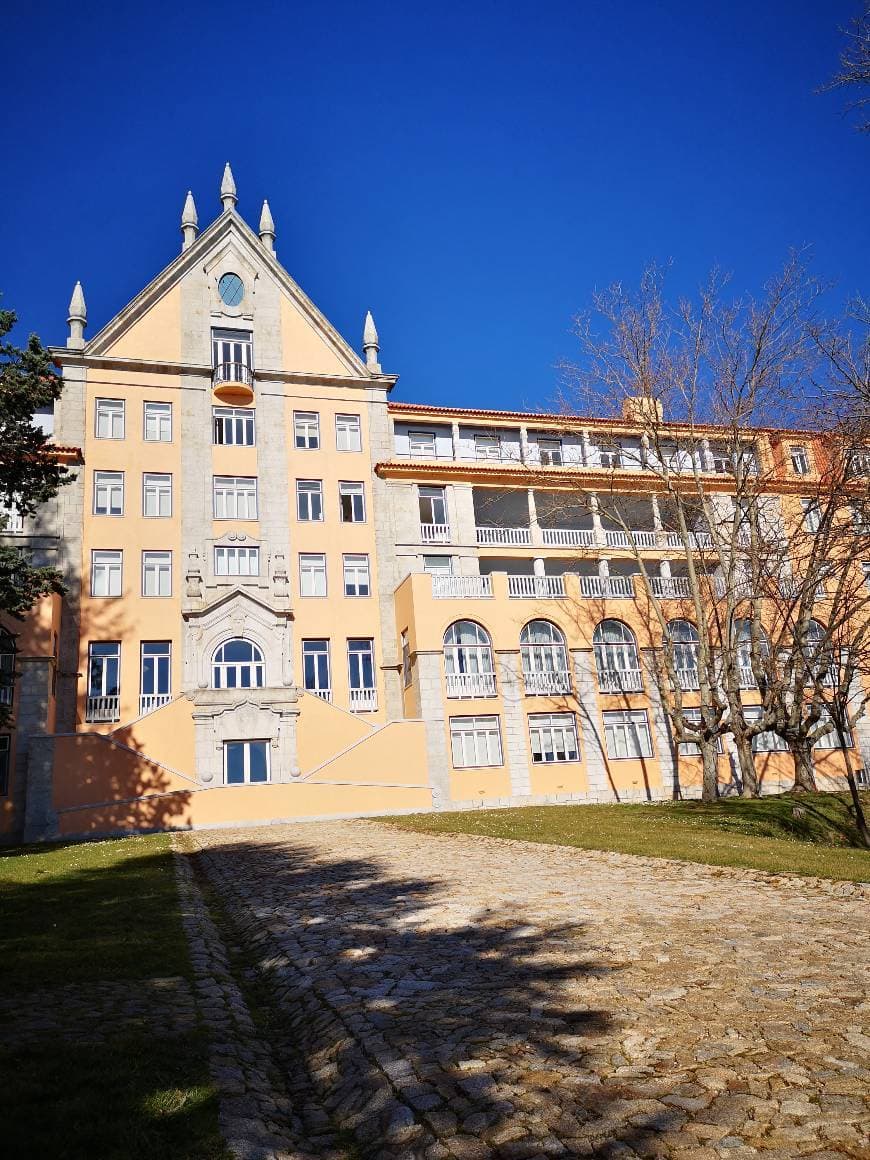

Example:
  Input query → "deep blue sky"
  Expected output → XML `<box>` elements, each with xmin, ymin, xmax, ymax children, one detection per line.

<box><xmin>4</xmin><ymin>0</ymin><xmax>867</xmax><ymax>411</ymax></box>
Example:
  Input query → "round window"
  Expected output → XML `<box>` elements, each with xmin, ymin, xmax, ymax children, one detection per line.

<box><xmin>218</xmin><ymin>273</ymin><xmax>244</xmax><ymax>307</ymax></box>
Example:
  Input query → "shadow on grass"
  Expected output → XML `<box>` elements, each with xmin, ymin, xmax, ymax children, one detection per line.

<box><xmin>661</xmin><ymin>791</ymin><xmax>867</xmax><ymax>847</ymax></box>
<box><xmin>0</xmin><ymin>1031</ymin><xmax>227</xmax><ymax>1160</ymax></box>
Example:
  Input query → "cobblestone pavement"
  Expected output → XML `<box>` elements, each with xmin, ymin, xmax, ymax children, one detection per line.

<box><xmin>187</xmin><ymin>821</ymin><xmax>870</xmax><ymax>1160</ymax></box>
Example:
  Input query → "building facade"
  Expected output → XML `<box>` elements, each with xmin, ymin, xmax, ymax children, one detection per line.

<box><xmin>1</xmin><ymin>168</ymin><xmax>868</xmax><ymax>841</ymax></box>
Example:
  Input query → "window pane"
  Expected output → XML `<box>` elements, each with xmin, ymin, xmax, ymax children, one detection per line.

<box><xmin>226</xmin><ymin>742</ymin><xmax>245</xmax><ymax>784</ymax></box>
<box><xmin>248</xmin><ymin>741</ymin><xmax>269</xmax><ymax>783</ymax></box>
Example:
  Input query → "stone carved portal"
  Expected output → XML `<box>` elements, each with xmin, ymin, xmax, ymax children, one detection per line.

<box><xmin>183</xmin><ymin>589</ymin><xmax>300</xmax><ymax>784</ymax></box>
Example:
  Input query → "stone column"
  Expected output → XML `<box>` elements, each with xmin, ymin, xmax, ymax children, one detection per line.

<box><xmin>519</xmin><ymin>426</ymin><xmax>530</xmax><ymax>463</ymax></box>
<box><xmin>590</xmin><ymin>493</ymin><xmax>605</xmax><ymax>546</ymax></box>
<box><xmin>367</xmin><ymin>395</ymin><xmax>404</xmax><ymax>721</ymax></box>
<box><xmin>528</xmin><ymin>488</ymin><xmax>542</xmax><ymax>548</ymax></box>
<box><xmin>581</xmin><ymin>428</ymin><xmax>592</xmax><ymax>467</ymax></box>
<box><xmin>450</xmin><ymin>483</ymin><xmax>477</xmax><ymax>546</ymax></box>
<box><xmin>415</xmin><ymin>652</ymin><xmax>451</xmax><ymax>808</ymax></box>
<box><xmin>22</xmin><ymin>735</ymin><xmax>59</xmax><ymax>842</ymax></box>
<box><xmin>451</xmin><ymin>421</ymin><xmax>461</xmax><ymax>460</ymax></box>
<box><xmin>495</xmin><ymin>651</ymin><xmax>531</xmax><ymax>797</ymax></box>
<box><xmin>570</xmin><ymin>649</ymin><xmax>611</xmax><ymax>800</ymax></box>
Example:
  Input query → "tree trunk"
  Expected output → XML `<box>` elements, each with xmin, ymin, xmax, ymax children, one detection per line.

<box><xmin>733</xmin><ymin>733</ymin><xmax>759</xmax><ymax>797</ymax></box>
<box><xmin>790</xmin><ymin>743</ymin><xmax>818</xmax><ymax>793</ymax></box>
<box><xmin>840</xmin><ymin>739</ymin><xmax>870</xmax><ymax>848</ymax></box>
<box><xmin>701</xmin><ymin>739</ymin><xmax>719</xmax><ymax>803</ymax></box>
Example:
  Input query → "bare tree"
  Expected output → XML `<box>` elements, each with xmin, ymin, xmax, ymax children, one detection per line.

<box><xmin>823</xmin><ymin>2</ymin><xmax>870</xmax><ymax>132</ymax></box>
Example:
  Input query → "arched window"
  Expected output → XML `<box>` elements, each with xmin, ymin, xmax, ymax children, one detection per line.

<box><xmin>0</xmin><ymin>631</ymin><xmax>15</xmax><ymax>707</ymax></box>
<box><xmin>667</xmin><ymin>619</ymin><xmax>699</xmax><ymax>690</ymax></box>
<box><xmin>593</xmin><ymin>620</ymin><xmax>643</xmax><ymax>692</ymax></box>
<box><xmin>804</xmin><ymin>619</ymin><xmax>834</xmax><ymax>686</ymax></box>
<box><xmin>212</xmin><ymin>638</ymin><xmax>265</xmax><ymax>689</ymax></box>
<box><xmin>443</xmin><ymin>621</ymin><xmax>495</xmax><ymax>698</ymax></box>
<box><xmin>732</xmin><ymin>618</ymin><xmax>769</xmax><ymax>689</ymax></box>
<box><xmin>520</xmin><ymin>620</ymin><xmax>570</xmax><ymax>694</ymax></box>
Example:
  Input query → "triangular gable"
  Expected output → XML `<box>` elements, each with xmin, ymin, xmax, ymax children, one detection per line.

<box><xmin>85</xmin><ymin>211</ymin><xmax>372</xmax><ymax>378</ymax></box>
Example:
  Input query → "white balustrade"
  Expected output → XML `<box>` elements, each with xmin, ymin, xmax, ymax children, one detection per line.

<box><xmin>738</xmin><ymin>666</ymin><xmax>757</xmax><ymax>689</ymax></box>
<box><xmin>445</xmin><ymin>672</ymin><xmax>497</xmax><ymax>698</ymax></box>
<box><xmin>649</xmin><ymin>576</ymin><xmax>692</xmax><ymax>598</ymax></box>
<box><xmin>431</xmin><ymin>575</ymin><xmax>493</xmax><ymax>599</ymax></box>
<box><xmin>523</xmin><ymin>670</ymin><xmax>572</xmax><ymax>695</ymax></box>
<box><xmin>349</xmin><ymin>688</ymin><xmax>378</xmax><ymax>712</ymax></box>
<box><xmin>580</xmin><ymin>575</ymin><xmax>635</xmax><ymax>599</ymax></box>
<box><xmin>138</xmin><ymin>693</ymin><xmax>172</xmax><ymax>715</ymax></box>
<box><xmin>507</xmin><ymin>575</ymin><xmax>566</xmax><ymax>599</ymax></box>
<box><xmin>597</xmin><ymin>668</ymin><xmax>644</xmax><ymax>693</ymax></box>
<box><xmin>86</xmin><ymin>695</ymin><xmax>120</xmax><ymax>723</ymax></box>
<box><xmin>420</xmin><ymin>522</ymin><xmax>451</xmax><ymax>543</ymax></box>
<box><xmin>676</xmin><ymin>667</ymin><xmax>700</xmax><ymax>691</ymax></box>
<box><xmin>475</xmin><ymin>526</ymin><xmax>532</xmax><ymax>545</ymax></box>
<box><xmin>541</xmin><ymin>527</ymin><xmax>595</xmax><ymax>547</ymax></box>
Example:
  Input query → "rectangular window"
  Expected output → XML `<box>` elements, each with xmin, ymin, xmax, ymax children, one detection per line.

<box><xmin>214</xmin><ymin>546</ymin><xmax>260</xmax><ymax>576</ymax></box>
<box><xmin>142</xmin><ymin>550</ymin><xmax>172</xmax><ymax>597</ymax></box>
<box><xmin>529</xmin><ymin>713</ymin><xmax>580</xmax><ymax>763</ymax></box>
<box><xmin>302</xmin><ymin>640</ymin><xmax>331</xmax><ymax>699</ymax></box>
<box><xmin>348</xmin><ymin>639</ymin><xmax>376</xmax><ymax>693</ymax></box>
<box><xmin>299</xmin><ymin>553</ymin><xmax>327</xmax><ymax>597</ymax></box>
<box><xmin>294</xmin><ymin>411</ymin><xmax>320</xmax><ymax>449</ymax></box>
<box><xmin>409</xmin><ymin>430</ymin><xmax>436</xmax><ymax>458</ymax></box>
<box><xmin>213</xmin><ymin>406</ymin><xmax>255</xmax><ymax>446</ymax></box>
<box><xmin>801</xmin><ymin>498</ymin><xmax>821</xmax><ymax>534</ymax></box>
<box><xmin>87</xmin><ymin>642</ymin><xmax>121</xmax><ymax>721</ymax></box>
<box><xmin>336</xmin><ymin>413</ymin><xmax>362</xmax><ymax>452</ymax></box>
<box><xmin>790</xmin><ymin>445</ymin><xmax>811</xmax><ymax>475</ymax></box>
<box><xmin>401</xmin><ymin>631</ymin><xmax>412</xmax><ymax>687</ymax></box>
<box><xmin>422</xmin><ymin>555</ymin><xmax>453</xmax><ymax>574</ymax></box>
<box><xmin>475</xmin><ymin>434</ymin><xmax>502</xmax><ymax>460</ymax></box>
<box><xmin>90</xmin><ymin>549</ymin><xmax>122</xmax><ymax>597</ymax></box>
<box><xmin>144</xmin><ymin>401</ymin><xmax>172</xmax><ymax>442</ymax></box>
<box><xmin>418</xmin><ymin>486</ymin><xmax>447</xmax><ymax>525</ymax></box>
<box><xmin>339</xmin><ymin>482</ymin><xmax>365</xmax><ymax>522</ymax></box>
<box><xmin>296</xmin><ymin>479</ymin><xmax>323</xmax><ymax>521</ymax></box>
<box><xmin>0</xmin><ymin>735</ymin><xmax>9</xmax><ymax>796</ymax></box>
<box><xmin>863</xmin><ymin>562</ymin><xmax>870</xmax><ymax>590</ymax></box>
<box><xmin>140</xmin><ymin>641</ymin><xmax>171</xmax><ymax>709</ymax></box>
<box><xmin>224</xmin><ymin>739</ymin><xmax>270</xmax><ymax>785</ymax></box>
<box><xmin>814</xmin><ymin>712</ymin><xmax>853</xmax><ymax>750</ymax></box>
<box><xmin>743</xmin><ymin>707</ymin><xmax>789</xmax><ymax>753</ymax></box>
<box><xmin>143</xmin><ymin>473</ymin><xmax>172</xmax><ymax>518</ymax></box>
<box><xmin>450</xmin><ymin>715</ymin><xmax>503</xmax><ymax>768</ymax></box>
<box><xmin>212</xmin><ymin>329</ymin><xmax>253</xmax><ymax>376</ymax></box>
<box><xmin>343</xmin><ymin>554</ymin><xmax>371</xmax><ymax>596</ymax></box>
<box><xmin>213</xmin><ymin>476</ymin><xmax>258</xmax><ymax>520</ymax></box>
<box><xmin>95</xmin><ymin>398</ymin><xmax>125</xmax><ymax>439</ymax></box>
<box><xmin>676</xmin><ymin>709</ymin><xmax>724</xmax><ymax>757</ymax></box>
<box><xmin>709</xmin><ymin>446</ymin><xmax>731</xmax><ymax>474</ymax></box>
<box><xmin>93</xmin><ymin>471</ymin><xmax>124</xmax><ymax>516</ymax></box>
<box><xmin>538</xmin><ymin>438</ymin><xmax>563</xmax><ymax>466</ymax></box>
<box><xmin>603</xmin><ymin>710</ymin><xmax>654</xmax><ymax>759</ymax></box>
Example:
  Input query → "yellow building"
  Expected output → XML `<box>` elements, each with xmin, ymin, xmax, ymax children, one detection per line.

<box><xmin>1</xmin><ymin>167</ymin><xmax>866</xmax><ymax>841</ymax></box>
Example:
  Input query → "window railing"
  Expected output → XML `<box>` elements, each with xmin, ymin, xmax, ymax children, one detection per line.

<box><xmin>676</xmin><ymin>667</ymin><xmax>700</xmax><ymax>691</ymax></box>
<box><xmin>0</xmin><ymin>508</ymin><xmax>24</xmax><ymax>534</ymax></box>
<box><xmin>541</xmin><ymin>527</ymin><xmax>595</xmax><ymax>547</ymax></box>
<box><xmin>738</xmin><ymin>665</ymin><xmax>757</xmax><ymax>689</ymax></box>
<box><xmin>308</xmin><ymin>686</ymin><xmax>333</xmax><ymax>703</ymax></box>
<box><xmin>213</xmin><ymin>362</ymin><xmax>253</xmax><ymax>387</ymax></box>
<box><xmin>0</xmin><ymin>685</ymin><xmax>14</xmax><ymax>706</ymax></box>
<box><xmin>475</xmin><ymin>526</ymin><xmax>532</xmax><ymax>546</ymax></box>
<box><xmin>139</xmin><ymin>693</ymin><xmax>171</xmax><ymax>716</ymax></box>
<box><xmin>445</xmin><ymin>672</ymin><xmax>497</xmax><ymax>698</ymax></box>
<box><xmin>431</xmin><ymin>575</ymin><xmax>493</xmax><ymax>599</ymax></box>
<box><xmin>349</xmin><ymin>688</ymin><xmax>378</xmax><ymax>712</ymax></box>
<box><xmin>86</xmin><ymin>695</ymin><xmax>120</xmax><ymax>723</ymax></box>
<box><xmin>523</xmin><ymin>670</ymin><xmax>572</xmax><ymax>695</ymax></box>
<box><xmin>507</xmin><ymin>575</ymin><xmax>566</xmax><ymax>599</ymax></box>
<box><xmin>597</xmin><ymin>669</ymin><xmax>644</xmax><ymax>693</ymax></box>
<box><xmin>420</xmin><ymin>522</ymin><xmax>450</xmax><ymax>543</ymax></box>
<box><xmin>580</xmin><ymin>576</ymin><xmax>635</xmax><ymax>599</ymax></box>
<box><xmin>649</xmin><ymin>576</ymin><xmax>692</xmax><ymax>599</ymax></box>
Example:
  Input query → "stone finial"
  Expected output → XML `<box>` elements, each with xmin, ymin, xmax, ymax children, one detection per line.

<box><xmin>259</xmin><ymin>199</ymin><xmax>276</xmax><ymax>253</ymax></box>
<box><xmin>67</xmin><ymin>281</ymin><xmax>87</xmax><ymax>349</ymax></box>
<box><xmin>363</xmin><ymin>310</ymin><xmax>381</xmax><ymax>371</ymax></box>
<box><xmin>181</xmin><ymin>191</ymin><xmax>198</xmax><ymax>250</ymax></box>
<box><xmin>220</xmin><ymin>162</ymin><xmax>237</xmax><ymax>212</ymax></box>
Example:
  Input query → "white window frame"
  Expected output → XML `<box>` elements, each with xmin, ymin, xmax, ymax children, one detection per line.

<box><xmin>296</xmin><ymin>479</ymin><xmax>324</xmax><ymax>522</ymax></box>
<box><xmin>422</xmin><ymin>555</ymin><xmax>453</xmax><ymax>574</ymax></box>
<box><xmin>419</xmin><ymin>486</ymin><xmax>447</xmax><ymax>526</ymax></box>
<box><xmin>142</xmin><ymin>550</ymin><xmax>172</xmax><ymax>597</ymax></box>
<box><xmin>224</xmin><ymin>739</ymin><xmax>271</xmax><ymax>785</ymax></box>
<box><xmin>743</xmin><ymin>706</ymin><xmax>789</xmax><ymax>753</ymax></box>
<box><xmin>676</xmin><ymin>709</ymin><xmax>724</xmax><ymax>757</ymax></box>
<box><xmin>144</xmin><ymin>401</ymin><xmax>172</xmax><ymax>442</ymax></box>
<box><xmin>347</xmin><ymin>639</ymin><xmax>376</xmax><ymax>692</ymax></box>
<box><xmin>790</xmin><ymin>445</ymin><xmax>811</xmax><ymax>476</ymax></box>
<box><xmin>450</xmin><ymin>715</ymin><xmax>503</xmax><ymax>768</ymax></box>
<box><xmin>302</xmin><ymin>639</ymin><xmax>331</xmax><ymax>699</ymax></box>
<box><xmin>813</xmin><ymin>711</ymin><xmax>853</xmax><ymax>750</ymax></box>
<box><xmin>212</xmin><ymin>639</ymin><xmax>265</xmax><ymax>689</ymax></box>
<box><xmin>213</xmin><ymin>406</ymin><xmax>255</xmax><ymax>446</ymax></box>
<box><xmin>343</xmin><ymin>554</ymin><xmax>371</xmax><ymax>596</ymax></box>
<box><xmin>475</xmin><ymin>434</ymin><xmax>502</xmax><ymax>461</ymax></box>
<box><xmin>336</xmin><ymin>413</ymin><xmax>362</xmax><ymax>452</ymax></box>
<box><xmin>603</xmin><ymin>709</ymin><xmax>654</xmax><ymax>760</ymax></box>
<box><xmin>299</xmin><ymin>553</ymin><xmax>327</xmax><ymax>597</ymax></box>
<box><xmin>140</xmin><ymin>641</ymin><xmax>171</xmax><ymax>701</ymax></box>
<box><xmin>339</xmin><ymin>481</ymin><xmax>366</xmax><ymax>523</ymax></box>
<box><xmin>90</xmin><ymin>549</ymin><xmax>122</xmax><ymax>598</ymax></box>
<box><xmin>213</xmin><ymin>476</ymin><xmax>258</xmax><ymax>520</ymax></box>
<box><xmin>409</xmin><ymin>430</ymin><xmax>436</xmax><ymax>458</ymax></box>
<box><xmin>537</xmin><ymin>437</ymin><xmax>563</xmax><ymax>466</ymax></box>
<box><xmin>528</xmin><ymin>713</ymin><xmax>580</xmax><ymax>764</ymax></box>
<box><xmin>801</xmin><ymin>498</ymin><xmax>821</xmax><ymax>534</ymax></box>
<box><xmin>214</xmin><ymin>546</ymin><xmax>260</xmax><ymax>577</ymax></box>
<box><xmin>143</xmin><ymin>473</ymin><xmax>172</xmax><ymax>518</ymax></box>
<box><xmin>294</xmin><ymin>411</ymin><xmax>320</xmax><ymax>450</ymax></box>
<box><xmin>93</xmin><ymin>471</ymin><xmax>124</xmax><ymax>516</ymax></box>
<box><xmin>95</xmin><ymin>397</ymin><xmax>125</xmax><ymax>439</ymax></box>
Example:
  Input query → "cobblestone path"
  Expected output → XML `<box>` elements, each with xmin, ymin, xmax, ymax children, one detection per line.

<box><xmin>187</xmin><ymin>821</ymin><xmax>870</xmax><ymax>1160</ymax></box>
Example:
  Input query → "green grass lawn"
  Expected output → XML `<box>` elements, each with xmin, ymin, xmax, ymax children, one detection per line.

<box><xmin>0</xmin><ymin>834</ymin><xmax>228</xmax><ymax>1159</ymax></box>
<box><xmin>383</xmin><ymin>792</ymin><xmax>870</xmax><ymax>882</ymax></box>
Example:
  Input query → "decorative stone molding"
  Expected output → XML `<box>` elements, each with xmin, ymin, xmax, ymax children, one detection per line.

<box><xmin>182</xmin><ymin>588</ymin><xmax>294</xmax><ymax>692</ymax></box>
<box><xmin>190</xmin><ymin>688</ymin><xmax>301</xmax><ymax>785</ymax></box>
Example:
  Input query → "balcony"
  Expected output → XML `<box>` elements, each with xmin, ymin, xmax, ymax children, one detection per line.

<box><xmin>0</xmin><ymin>506</ymin><xmax>24</xmax><ymax>534</ymax></box>
<box><xmin>579</xmin><ymin>576</ymin><xmax>635</xmax><ymax>599</ymax></box>
<box><xmin>649</xmin><ymin>576</ymin><xmax>692</xmax><ymax>599</ymax></box>
<box><xmin>309</xmin><ymin>687</ymin><xmax>333</xmax><ymax>703</ymax></box>
<box><xmin>541</xmin><ymin>527</ymin><xmax>595</xmax><ymax>547</ymax></box>
<box><xmin>139</xmin><ymin>693</ymin><xmax>172</xmax><ymax>716</ymax></box>
<box><xmin>350</xmin><ymin>688</ymin><xmax>378</xmax><ymax>712</ymax></box>
<box><xmin>86</xmin><ymin>695</ymin><xmax>120</xmax><ymax>723</ymax></box>
<box><xmin>508</xmin><ymin>575</ymin><xmax>566</xmax><ymax>599</ymax></box>
<box><xmin>446</xmin><ymin>672</ymin><xmax>497</xmax><ymax>699</ymax></box>
<box><xmin>213</xmin><ymin>362</ymin><xmax>254</xmax><ymax>404</ymax></box>
<box><xmin>476</xmin><ymin>526</ymin><xmax>532</xmax><ymax>546</ymax></box>
<box><xmin>523</xmin><ymin>670</ymin><xmax>572</xmax><ymax>696</ymax></box>
<box><xmin>420</xmin><ymin>522</ymin><xmax>451</xmax><ymax>543</ymax></box>
<box><xmin>676</xmin><ymin>667</ymin><xmax>700</xmax><ymax>691</ymax></box>
<box><xmin>598</xmin><ymin>669</ymin><xmax>644</xmax><ymax>693</ymax></box>
<box><xmin>738</xmin><ymin>666</ymin><xmax>757</xmax><ymax>690</ymax></box>
<box><xmin>431</xmin><ymin>575</ymin><xmax>493</xmax><ymax>599</ymax></box>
